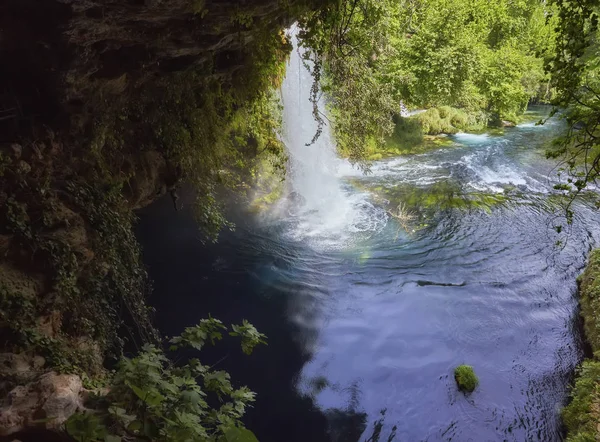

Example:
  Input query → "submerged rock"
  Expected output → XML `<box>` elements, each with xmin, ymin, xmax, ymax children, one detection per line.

<box><xmin>288</xmin><ymin>191</ymin><xmax>306</xmax><ymax>207</ymax></box>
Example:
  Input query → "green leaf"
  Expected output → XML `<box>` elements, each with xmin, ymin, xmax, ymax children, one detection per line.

<box><xmin>225</xmin><ymin>427</ymin><xmax>260</xmax><ymax>442</ymax></box>
<box><xmin>129</xmin><ymin>383</ymin><xmax>164</xmax><ymax>407</ymax></box>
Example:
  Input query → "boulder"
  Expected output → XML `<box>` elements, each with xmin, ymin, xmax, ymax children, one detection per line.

<box><xmin>0</xmin><ymin>372</ymin><xmax>85</xmax><ymax>436</ymax></box>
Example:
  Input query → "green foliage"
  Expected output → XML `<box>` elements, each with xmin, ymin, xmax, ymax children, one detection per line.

<box><xmin>577</xmin><ymin>250</ymin><xmax>600</xmax><ymax>353</ymax></box>
<box><xmin>544</xmin><ymin>0</ymin><xmax>600</xmax><ymax>203</ymax></box>
<box><xmin>386</xmin><ymin>0</ymin><xmax>555</xmax><ymax>122</ymax></box>
<box><xmin>88</xmin><ymin>26</ymin><xmax>290</xmax><ymax>242</ymax></box>
<box><xmin>385</xmin><ymin>115</ymin><xmax>424</xmax><ymax>152</ymax></box>
<box><xmin>562</xmin><ymin>358</ymin><xmax>600</xmax><ymax>442</ymax></box>
<box><xmin>296</xmin><ymin>0</ymin><xmax>555</xmax><ymax>162</ymax></box>
<box><xmin>66</xmin><ymin>319</ymin><xmax>266</xmax><ymax>442</ymax></box>
<box><xmin>229</xmin><ymin>320</ymin><xmax>268</xmax><ymax>355</ymax></box>
<box><xmin>454</xmin><ymin>365</ymin><xmax>478</xmax><ymax>393</ymax></box>
<box><xmin>0</xmin><ymin>169</ymin><xmax>155</xmax><ymax>376</ymax></box>
<box><xmin>415</xmin><ymin>107</ymin><xmax>484</xmax><ymax>135</ymax></box>
<box><xmin>562</xmin><ymin>251</ymin><xmax>600</xmax><ymax>441</ymax></box>
<box><xmin>67</xmin><ymin>182</ymin><xmax>156</xmax><ymax>347</ymax></box>
<box><xmin>297</xmin><ymin>0</ymin><xmax>399</xmax><ymax>163</ymax></box>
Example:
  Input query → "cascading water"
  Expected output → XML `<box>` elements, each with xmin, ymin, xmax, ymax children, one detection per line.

<box><xmin>277</xmin><ymin>30</ymin><xmax>387</xmax><ymax>247</ymax></box>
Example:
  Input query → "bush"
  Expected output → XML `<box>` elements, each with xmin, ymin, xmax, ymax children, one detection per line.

<box><xmin>454</xmin><ymin>365</ymin><xmax>478</xmax><ymax>393</ymax></box>
<box><xmin>66</xmin><ymin>318</ymin><xmax>266</xmax><ymax>442</ymax></box>
<box><xmin>386</xmin><ymin>114</ymin><xmax>424</xmax><ymax>150</ymax></box>
<box><xmin>417</xmin><ymin>108</ymin><xmax>447</xmax><ymax>135</ymax></box>
<box><xmin>415</xmin><ymin>106</ymin><xmax>483</xmax><ymax>135</ymax></box>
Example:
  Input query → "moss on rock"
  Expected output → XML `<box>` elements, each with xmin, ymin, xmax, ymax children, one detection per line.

<box><xmin>578</xmin><ymin>250</ymin><xmax>600</xmax><ymax>352</ymax></box>
<box><xmin>563</xmin><ymin>250</ymin><xmax>600</xmax><ymax>441</ymax></box>
<box><xmin>563</xmin><ymin>358</ymin><xmax>600</xmax><ymax>441</ymax></box>
<box><xmin>454</xmin><ymin>365</ymin><xmax>478</xmax><ymax>393</ymax></box>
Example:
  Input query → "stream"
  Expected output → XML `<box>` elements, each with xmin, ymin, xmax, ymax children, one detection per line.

<box><xmin>136</xmin><ymin>37</ymin><xmax>600</xmax><ymax>442</ymax></box>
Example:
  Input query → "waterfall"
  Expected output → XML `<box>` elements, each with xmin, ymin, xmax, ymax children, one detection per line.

<box><xmin>277</xmin><ymin>29</ymin><xmax>387</xmax><ymax>247</ymax></box>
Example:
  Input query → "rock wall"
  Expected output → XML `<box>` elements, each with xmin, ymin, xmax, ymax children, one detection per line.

<box><xmin>0</xmin><ymin>0</ymin><xmax>317</xmax><ymax>436</ymax></box>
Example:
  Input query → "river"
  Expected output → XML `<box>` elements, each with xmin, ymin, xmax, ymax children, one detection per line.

<box><xmin>136</xmin><ymin>37</ymin><xmax>600</xmax><ymax>442</ymax></box>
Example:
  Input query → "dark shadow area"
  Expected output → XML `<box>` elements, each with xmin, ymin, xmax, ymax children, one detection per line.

<box><xmin>0</xmin><ymin>0</ymin><xmax>73</xmax><ymax>141</ymax></box>
<box><xmin>135</xmin><ymin>195</ymin><xmax>369</xmax><ymax>442</ymax></box>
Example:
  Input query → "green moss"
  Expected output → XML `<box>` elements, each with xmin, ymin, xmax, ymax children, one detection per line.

<box><xmin>359</xmin><ymin>181</ymin><xmax>509</xmax><ymax>219</ymax></box>
<box><xmin>562</xmin><ymin>250</ymin><xmax>600</xmax><ymax>441</ymax></box>
<box><xmin>578</xmin><ymin>250</ymin><xmax>600</xmax><ymax>352</ymax></box>
<box><xmin>454</xmin><ymin>365</ymin><xmax>478</xmax><ymax>393</ymax></box>
<box><xmin>563</xmin><ymin>358</ymin><xmax>600</xmax><ymax>442</ymax></box>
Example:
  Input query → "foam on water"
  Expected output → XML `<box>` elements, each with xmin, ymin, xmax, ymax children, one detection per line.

<box><xmin>453</xmin><ymin>132</ymin><xmax>490</xmax><ymax>144</ymax></box>
<box><xmin>278</xmin><ymin>29</ymin><xmax>387</xmax><ymax>248</ymax></box>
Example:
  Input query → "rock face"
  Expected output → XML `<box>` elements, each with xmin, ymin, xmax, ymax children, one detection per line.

<box><xmin>0</xmin><ymin>372</ymin><xmax>84</xmax><ymax>436</ymax></box>
<box><xmin>0</xmin><ymin>0</ymin><xmax>299</xmax><ymax>142</ymax></box>
<box><xmin>0</xmin><ymin>0</ymin><xmax>309</xmax><ymax>437</ymax></box>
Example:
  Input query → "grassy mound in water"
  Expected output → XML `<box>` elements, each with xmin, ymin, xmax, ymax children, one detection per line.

<box><xmin>563</xmin><ymin>250</ymin><xmax>600</xmax><ymax>441</ymax></box>
<box><xmin>454</xmin><ymin>365</ymin><xmax>479</xmax><ymax>393</ymax></box>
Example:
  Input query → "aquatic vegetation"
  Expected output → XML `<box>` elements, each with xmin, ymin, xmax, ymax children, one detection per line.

<box><xmin>454</xmin><ymin>365</ymin><xmax>479</xmax><ymax>393</ymax></box>
<box><xmin>388</xmin><ymin>202</ymin><xmax>417</xmax><ymax>232</ymax></box>
<box><xmin>369</xmin><ymin>182</ymin><xmax>509</xmax><ymax>219</ymax></box>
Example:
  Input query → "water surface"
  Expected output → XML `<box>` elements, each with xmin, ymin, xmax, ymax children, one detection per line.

<box><xmin>136</xmin><ymin>42</ymin><xmax>600</xmax><ymax>441</ymax></box>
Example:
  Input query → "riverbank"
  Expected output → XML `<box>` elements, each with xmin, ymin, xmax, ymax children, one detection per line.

<box><xmin>358</xmin><ymin>105</ymin><xmax>549</xmax><ymax>161</ymax></box>
<box><xmin>563</xmin><ymin>249</ymin><xmax>600</xmax><ymax>441</ymax></box>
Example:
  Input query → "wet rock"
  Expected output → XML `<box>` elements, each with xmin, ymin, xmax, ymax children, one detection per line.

<box><xmin>501</xmin><ymin>120</ymin><xmax>516</xmax><ymax>127</ymax></box>
<box><xmin>9</xmin><ymin>144</ymin><xmax>22</xmax><ymax>160</ymax></box>
<box><xmin>288</xmin><ymin>191</ymin><xmax>306</xmax><ymax>206</ymax></box>
<box><xmin>122</xmin><ymin>150</ymin><xmax>168</xmax><ymax>209</ymax></box>
<box><xmin>0</xmin><ymin>372</ymin><xmax>85</xmax><ymax>436</ymax></box>
<box><xmin>15</xmin><ymin>161</ymin><xmax>31</xmax><ymax>176</ymax></box>
<box><xmin>0</xmin><ymin>354</ymin><xmax>46</xmax><ymax>384</ymax></box>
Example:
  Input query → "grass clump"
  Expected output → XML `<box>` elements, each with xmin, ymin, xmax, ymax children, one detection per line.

<box><xmin>454</xmin><ymin>365</ymin><xmax>478</xmax><ymax>393</ymax></box>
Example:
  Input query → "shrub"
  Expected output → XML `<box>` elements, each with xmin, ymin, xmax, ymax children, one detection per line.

<box><xmin>65</xmin><ymin>318</ymin><xmax>266</xmax><ymax>442</ymax></box>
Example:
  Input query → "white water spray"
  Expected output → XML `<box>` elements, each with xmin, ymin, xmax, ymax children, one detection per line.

<box><xmin>278</xmin><ymin>30</ymin><xmax>387</xmax><ymax>247</ymax></box>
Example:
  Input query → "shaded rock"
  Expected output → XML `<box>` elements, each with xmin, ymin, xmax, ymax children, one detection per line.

<box><xmin>9</xmin><ymin>144</ymin><xmax>22</xmax><ymax>160</ymax></box>
<box><xmin>0</xmin><ymin>234</ymin><xmax>12</xmax><ymax>256</ymax></box>
<box><xmin>0</xmin><ymin>372</ymin><xmax>84</xmax><ymax>436</ymax></box>
<box><xmin>0</xmin><ymin>354</ymin><xmax>45</xmax><ymax>385</ymax></box>
<box><xmin>122</xmin><ymin>150</ymin><xmax>168</xmax><ymax>209</ymax></box>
